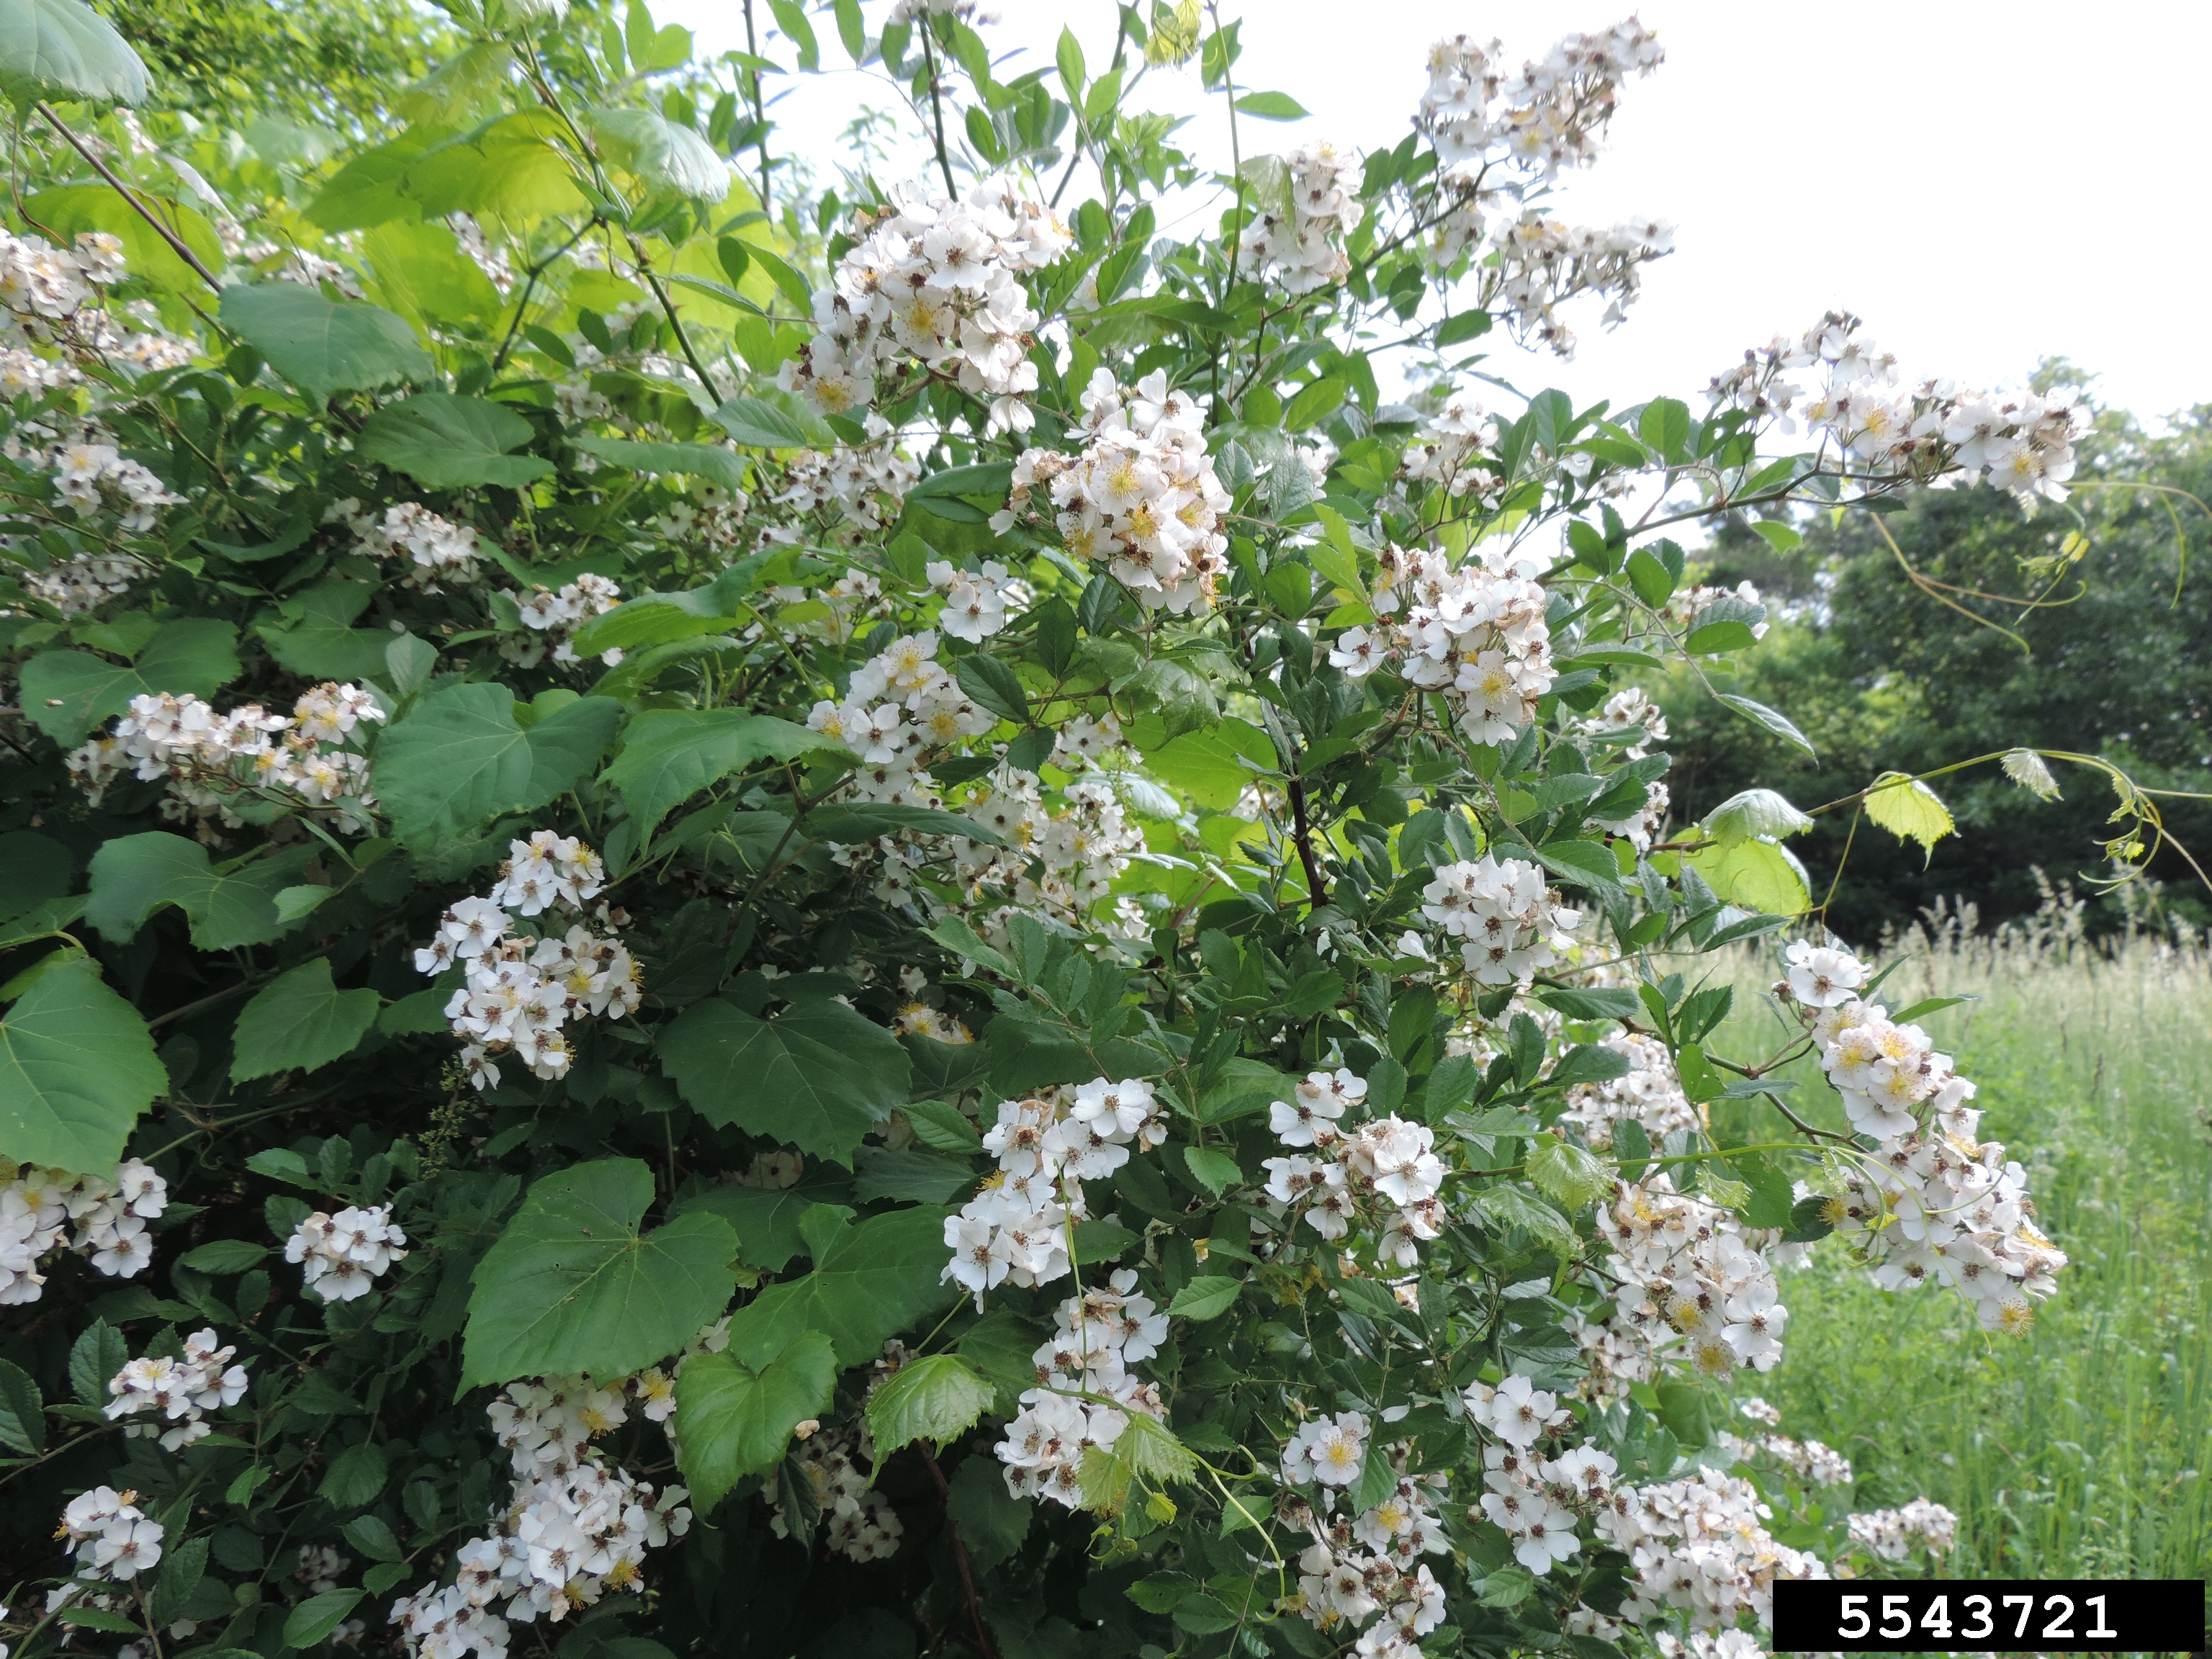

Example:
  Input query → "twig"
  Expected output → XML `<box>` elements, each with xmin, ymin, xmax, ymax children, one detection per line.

<box><xmin>919</xmin><ymin>25</ymin><xmax>960</xmax><ymax>197</ymax></box>
<box><xmin>918</xmin><ymin>1447</ymin><xmax>999</xmax><ymax>1659</ymax></box>
<box><xmin>36</xmin><ymin>103</ymin><xmax>222</xmax><ymax>293</ymax></box>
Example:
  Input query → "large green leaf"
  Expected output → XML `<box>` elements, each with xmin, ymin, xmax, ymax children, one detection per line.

<box><xmin>570</xmin><ymin>554</ymin><xmax>775</xmax><ymax>656</ymax></box>
<box><xmin>657</xmin><ymin>997</ymin><xmax>909</xmax><ymax>1166</ymax></box>
<box><xmin>948</xmin><ymin>1456</ymin><xmax>1030</xmax><ymax>1570</ymax></box>
<box><xmin>863</xmin><ymin>1354</ymin><xmax>995</xmax><ymax>1458</ymax></box>
<box><xmin>17</xmin><ymin>619</ymin><xmax>241</xmax><ymax>745</ymax></box>
<box><xmin>1685</xmin><ymin>836</ymin><xmax>1809</xmax><ymax>916</ymax></box>
<box><xmin>27</xmin><ymin>185</ymin><xmax>222</xmax><ymax>295</ymax></box>
<box><xmin>306</xmin><ymin>128</ymin><xmax>443</xmax><ymax>231</ymax></box>
<box><xmin>229</xmin><ymin>959</ymin><xmax>380</xmax><ymax>1083</ymax></box>
<box><xmin>361</xmin><ymin>219</ymin><xmax>503</xmax><ymax>330</ymax></box>
<box><xmin>0</xmin><ymin>0</ymin><xmax>150</xmax><ymax>107</ymax></box>
<box><xmin>462</xmin><ymin>1159</ymin><xmax>739</xmax><ymax>1388</ymax></box>
<box><xmin>721</xmin><ymin>1206</ymin><xmax>956</xmax><ymax>1369</ymax></box>
<box><xmin>606</xmin><ymin>709</ymin><xmax>851</xmax><ymax>845</ymax></box>
<box><xmin>670</xmin><ymin>1334</ymin><xmax>835</xmax><ymax>1511</ymax></box>
<box><xmin>218</xmin><ymin>284</ymin><xmax>433</xmax><ymax>407</ymax></box>
<box><xmin>356</xmin><ymin>392</ymin><xmax>552</xmax><ymax>489</ymax></box>
<box><xmin>0</xmin><ymin>958</ymin><xmax>164</xmax><ymax>1172</ymax></box>
<box><xmin>399</xmin><ymin>113</ymin><xmax>588</xmax><ymax>222</ymax></box>
<box><xmin>589</xmin><ymin>107</ymin><xmax>732</xmax><ymax>199</ymax></box>
<box><xmin>572</xmin><ymin>435</ymin><xmax>748</xmax><ymax>493</ymax></box>
<box><xmin>673</xmin><ymin>1184</ymin><xmax>822</xmax><ymax>1272</ymax></box>
<box><xmin>711</xmin><ymin>395</ymin><xmax>811</xmax><ymax>449</ymax></box>
<box><xmin>85</xmin><ymin>835</ymin><xmax>315</xmax><ymax>950</ymax></box>
<box><xmin>373</xmin><ymin>683</ymin><xmax>622</xmax><ymax>846</ymax></box>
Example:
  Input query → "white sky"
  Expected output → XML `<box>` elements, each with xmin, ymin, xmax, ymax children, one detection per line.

<box><xmin>661</xmin><ymin>1</ymin><xmax>2212</xmax><ymax>422</ymax></box>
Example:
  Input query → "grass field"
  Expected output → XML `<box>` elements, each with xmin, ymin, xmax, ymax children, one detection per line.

<box><xmin>1703</xmin><ymin>896</ymin><xmax>2212</xmax><ymax>1581</ymax></box>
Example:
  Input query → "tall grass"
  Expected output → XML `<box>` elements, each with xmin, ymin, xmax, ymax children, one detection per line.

<box><xmin>1702</xmin><ymin>893</ymin><xmax>2212</xmax><ymax>1579</ymax></box>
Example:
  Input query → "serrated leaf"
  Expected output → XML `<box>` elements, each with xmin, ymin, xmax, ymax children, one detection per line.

<box><xmin>1701</xmin><ymin>788</ymin><xmax>1810</xmax><ymax>843</ymax></box>
<box><xmin>712</xmin><ymin>395</ymin><xmax>810</xmax><ymax>448</ymax></box>
<box><xmin>1714</xmin><ymin>691</ymin><xmax>1815</xmax><ymax>757</ymax></box>
<box><xmin>572</xmin><ymin>434</ymin><xmax>748</xmax><ymax>493</ymax></box>
<box><xmin>1527</xmin><ymin>1134</ymin><xmax>1612</xmax><ymax>1209</ymax></box>
<box><xmin>284</xmin><ymin>1589</ymin><xmax>364</xmax><ymax>1649</ymax></box>
<box><xmin>1533</xmin><ymin>986</ymin><xmax>1641</xmax><ymax>1022</ymax></box>
<box><xmin>659</xmin><ymin>997</ymin><xmax>909</xmax><ymax>1166</ymax></box>
<box><xmin>85</xmin><ymin>834</ymin><xmax>313</xmax><ymax>950</ymax></box>
<box><xmin>0</xmin><ymin>958</ymin><xmax>164</xmax><ymax>1173</ymax></box>
<box><xmin>1863</xmin><ymin>770</ymin><xmax>1954</xmax><ymax>863</ymax></box>
<box><xmin>1465</xmin><ymin>1184</ymin><xmax>1575</xmax><ymax>1253</ymax></box>
<box><xmin>953</xmin><ymin>654</ymin><xmax>1030</xmax><ymax>725</ymax></box>
<box><xmin>356</xmin><ymin>392</ymin><xmax>553</xmax><ymax>489</ymax></box>
<box><xmin>18</xmin><ymin>619</ymin><xmax>243</xmax><ymax>745</ymax></box>
<box><xmin>342</xmin><ymin>1515</ymin><xmax>402</xmax><ymax>1563</ymax></box>
<box><xmin>0</xmin><ymin>0</ymin><xmax>151</xmax><ymax>106</ymax></box>
<box><xmin>1164</xmin><ymin>1275</ymin><xmax>1240</xmax><ymax>1321</ymax></box>
<box><xmin>176</xmin><ymin>1239</ymin><xmax>269</xmax><ymax>1274</ymax></box>
<box><xmin>673</xmin><ymin>1334</ymin><xmax>837</xmax><ymax>1511</ymax></box>
<box><xmin>2001</xmin><ymin>747</ymin><xmax>2062</xmax><ymax>801</ymax></box>
<box><xmin>904</xmin><ymin>1097</ymin><xmax>983</xmax><ymax>1154</ymax></box>
<box><xmin>1180</xmin><ymin>1146</ymin><xmax>1241</xmax><ymax>1198</ymax></box>
<box><xmin>462</xmin><ymin>1159</ymin><xmax>740</xmax><ymax>1389</ymax></box>
<box><xmin>218</xmin><ymin>283</ymin><xmax>431</xmax><ymax>407</ymax></box>
<box><xmin>373</xmin><ymin>683</ymin><xmax>621</xmax><ymax>846</ymax></box>
<box><xmin>68</xmin><ymin>1317</ymin><xmax>126</xmax><ymax>1408</ymax></box>
<box><xmin>1076</xmin><ymin>1411</ymin><xmax>1196</xmax><ymax>1512</ymax></box>
<box><xmin>865</xmin><ymin>1353</ymin><xmax>995</xmax><ymax>1459</ymax></box>
<box><xmin>606</xmin><ymin>709</ymin><xmax>850</xmax><ymax>845</ymax></box>
<box><xmin>590</xmin><ymin>107</ymin><xmax>732</xmax><ymax>198</ymax></box>
<box><xmin>0</xmin><ymin>1355</ymin><xmax>44</xmax><ymax>1454</ymax></box>
<box><xmin>229</xmin><ymin>959</ymin><xmax>379</xmax><ymax>1083</ymax></box>
<box><xmin>1685</xmin><ymin>837</ymin><xmax>1809</xmax><ymax>916</ymax></box>
<box><xmin>721</xmin><ymin>1207</ymin><xmax>956</xmax><ymax>1370</ymax></box>
<box><xmin>1532</xmin><ymin>837</ymin><xmax>1624</xmax><ymax>898</ymax></box>
<box><xmin>570</xmin><ymin>554</ymin><xmax>775</xmax><ymax>655</ymax></box>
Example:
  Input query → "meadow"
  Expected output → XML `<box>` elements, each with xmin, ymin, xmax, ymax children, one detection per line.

<box><xmin>1706</xmin><ymin>893</ymin><xmax>2212</xmax><ymax>1581</ymax></box>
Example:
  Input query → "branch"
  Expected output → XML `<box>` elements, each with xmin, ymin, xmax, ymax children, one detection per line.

<box><xmin>918</xmin><ymin>1447</ymin><xmax>999</xmax><ymax>1659</ymax></box>
<box><xmin>919</xmin><ymin>25</ymin><xmax>959</xmax><ymax>198</ymax></box>
<box><xmin>37</xmin><ymin>102</ymin><xmax>222</xmax><ymax>294</ymax></box>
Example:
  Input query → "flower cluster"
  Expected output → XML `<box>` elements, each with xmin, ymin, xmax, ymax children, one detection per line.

<box><xmin>1725</xmin><ymin>1398</ymin><xmax>1853</xmax><ymax>1488</ymax></box>
<box><xmin>0</xmin><ymin>230</ymin><xmax>127</xmax><ymax>333</ymax></box>
<box><xmin>1593</xmin><ymin>1467</ymin><xmax>1827</xmax><ymax>1628</ymax></box>
<box><xmin>943</xmin><ymin>1079</ymin><xmax>1166</xmax><ymax>1300</ymax></box>
<box><xmin>391</xmin><ymin>1378</ymin><xmax>690</xmax><ymax>1659</ymax></box>
<box><xmin>935</xmin><ymin>770</ymin><xmax>1144</xmax><ymax>930</ymax></box>
<box><xmin>1398</xmin><ymin>395</ymin><xmax>1499</xmax><ymax>498</ymax></box>
<box><xmin>1483</xmin><ymin>212</ymin><xmax>1676</xmax><ymax>356</ymax></box>
<box><xmin>104</xmin><ymin>1328</ymin><xmax>249</xmax><ymax>1450</ymax></box>
<box><xmin>413</xmin><ymin>833</ymin><xmax>639</xmax><ymax>1089</ymax></box>
<box><xmin>783</xmin><ymin>176</ymin><xmax>1070</xmax><ymax>433</ymax></box>
<box><xmin>1239</xmin><ymin>140</ymin><xmax>1361</xmax><ymax>295</ymax></box>
<box><xmin>806</xmin><ymin>627</ymin><xmax>994</xmax><ymax>801</ymax></box>
<box><xmin>1277</xmin><ymin>1423</ymin><xmax>1451</xmax><ymax>1658</ymax></box>
<box><xmin>1462</xmin><ymin>1390</ymin><xmax>1619</xmax><ymax>1573</ymax></box>
<box><xmin>67</xmin><ymin>682</ymin><xmax>385</xmax><ymax>837</ymax></box>
<box><xmin>1416</xmin><ymin>855</ymin><xmax>1579</xmax><ymax>984</ymax></box>
<box><xmin>1845</xmin><ymin>1498</ymin><xmax>1957</xmax><ymax>1562</ymax></box>
<box><xmin>1416</xmin><ymin>22</ymin><xmax>1665</xmax><ymax>179</ymax></box>
<box><xmin>772</xmin><ymin>415</ymin><xmax>916</xmax><ymax>531</ymax></box>
<box><xmin>1598</xmin><ymin>1174</ymin><xmax>1790</xmax><ymax>1375</ymax></box>
<box><xmin>45</xmin><ymin>439</ymin><xmax>182</xmax><ymax>531</ymax></box>
<box><xmin>1261</xmin><ymin>1070</ymin><xmax>1447</xmax><ymax>1266</ymax></box>
<box><xmin>994</xmin><ymin>369</ymin><xmax>1231</xmax><ymax>615</ymax></box>
<box><xmin>1560</xmin><ymin>1033</ymin><xmax>1701</xmax><ymax>1151</ymax></box>
<box><xmin>57</xmin><ymin>1486</ymin><xmax>164</xmax><ymax>1583</ymax></box>
<box><xmin>338</xmin><ymin>500</ymin><xmax>485</xmax><ymax>587</ymax></box>
<box><xmin>21</xmin><ymin>549</ymin><xmax>143</xmax><ymax>616</ymax></box>
<box><xmin>768</xmin><ymin>1419</ymin><xmax>903</xmax><ymax>1560</ymax></box>
<box><xmin>0</xmin><ymin>1159</ymin><xmax>167</xmax><ymax>1302</ymax></box>
<box><xmin>500</xmin><ymin>572</ymin><xmax>623</xmax><ymax>668</ymax></box>
<box><xmin>1791</xmin><ymin>943</ymin><xmax>2067</xmax><ymax>1334</ymax></box>
<box><xmin>1345</xmin><ymin>544</ymin><xmax>1559</xmax><ymax>746</ymax></box>
<box><xmin>1706</xmin><ymin>313</ymin><xmax>2087</xmax><ymax>504</ymax></box>
<box><xmin>287</xmin><ymin>1205</ymin><xmax>408</xmax><ymax>1302</ymax></box>
<box><xmin>926</xmin><ymin>557</ymin><xmax>1019</xmax><ymax>642</ymax></box>
<box><xmin>997</xmin><ymin>1269</ymin><xmax>1169</xmax><ymax>1508</ymax></box>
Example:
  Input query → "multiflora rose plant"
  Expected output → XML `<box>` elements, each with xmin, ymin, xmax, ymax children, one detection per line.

<box><xmin>0</xmin><ymin>4</ymin><xmax>2157</xmax><ymax>1659</ymax></box>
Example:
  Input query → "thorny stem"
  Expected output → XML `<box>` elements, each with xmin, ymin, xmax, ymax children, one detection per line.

<box><xmin>918</xmin><ymin>1447</ymin><xmax>999</xmax><ymax>1659</ymax></box>
<box><xmin>37</xmin><ymin>103</ymin><xmax>222</xmax><ymax>293</ymax></box>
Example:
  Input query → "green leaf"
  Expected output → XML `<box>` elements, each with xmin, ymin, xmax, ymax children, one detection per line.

<box><xmin>953</xmin><ymin>655</ymin><xmax>1030</xmax><ymax>726</ymax></box>
<box><xmin>85</xmin><ymin>834</ymin><xmax>313</xmax><ymax>950</ymax></box>
<box><xmin>1465</xmin><ymin>1184</ymin><xmax>1576</xmax><ymax>1254</ymax></box>
<box><xmin>0</xmin><ymin>1355</ymin><xmax>44</xmax><ymax>1455</ymax></box>
<box><xmin>218</xmin><ymin>283</ymin><xmax>433</xmax><ymax>407</ymax></box>
<box><xmin>1233</xmin><ymin>90</ymin><xmax>1308</xmax><ymax>120</ymax></box>
<box><xmin>229</xmin><ymin>960</ymin><xmax>379</xmax><ymax>1083</ymax></box>
<box><xmin>1532</xmin><ymin>837</ymin><xmax>1624</xmax><ymax>898</ymax></box>
<box><xmin>673</xmin><ymin>1184</ymin><xmax>821</xmax><ymax>1272</ymax></box>
<box><xmin>1164</xmin><ymin>1275</ymin><xmax>1240</xmax><ymax>1321</ymax></box>
<box><xmin>318</xmin><ymin>1441</ymin><xmax>388</xmax><ymax>1507</ymax></box>
<box><xmin>571</xmin><ymin>554</ymin><xmax>776</xmax><ymax>655</ymax></box>
<box><xmin>835</xmin><ymin>0</ymin><xmax>865</xmax><ymax>63</ymax></box>
<box><xmin>148</xmin><ymin>1533</ymin><xmax>207</xmax><ymax>1628</ymax></box>
<box><xmin>1639</xmin><ymin>397</ymin><xmax>1691</xmax><ymax>464</ymax></box>
<box><xmin>0</xmin><ymin>958</ymin><xmax>163</xmax><ymax>1173</ymax></box>
<box><xmin>659</xmin><ymin>997</ymin><xmax>910</xmax><ymax>1166</ymax></box>
<box><xmin>0</xmin><ymin>0</ymin><xmax>150</xmax><ymax>107</ymax></box>
<box><xmin>284</xmin><ymin>1589</ymin><xmax>365</xmax><ymax>1648</ymax></box>
<box><xmin>765</xmin><ymin>0</ymin><xmax>817</xmax><ymax>69</ymax></box>
<box><xmin>590</xmin><ymin>107</ymin><xmax>731</xmax><ymax>198</ymax></box>
<box><xmin>1534</xmin><ymin>986</ymin><xmax>1641</xmax><ymax>1022</ymax></box>
<box><xmin>1527</xmin><ymin>1134</ymin><xmax>1612</xmax><ymax>1209</ymax></box>
<box><xmin>672</xmin><ymin>1333</ymin><xmax>837</xmax><ymax>1511</ymax></box>
<box><xmin>1863</xmin><ymin>770</ymin><xmax>1955</xmax><ymax>863</ymax></box>
<box><xmin>1180</xmin><ymin>1146</ymin><xmax>1241</xmax><ymax>1198</ymax></box>
<box><xmin>176</xmin><ymin>1239</ymin><xmax>269</xmax><ymax>1274</ymax></box>
<box><xmin>606</xmin><ymin>709</ymin><xmax>850</xmax><ymax>845</ymax></box>
<box><xmin>374</xmin><ymin>683</ymin><xmax>622</xmax><ymax>846</ymax></box>
<box><xmin>356</xmin><ymin>392</ymin><xmax>553</xmax><ymax>489</ymax></box>
<box><xmin>1282</xmin><ymin>376</ymin><xmax>1346</xmax><ymax>431</ymax></box>
<box><xmin>853</xmin><ymin>1145</ymin><xmax>973</xmax><ymax>1204</ymax></box>
<box><xmin>18</xmin><ymin>619</ymin><xmax>242</xmax><ymax>745</ymax></box>
<box><xmin>1714</xmin><ymin>691</ymin><xmax>1815</xmax><ymax>757</ymax></box>
<box><xmin>462</xmin><ymin>1159</ymin><xmax>740</xmax><ymax>1389</ymax></box>
<box><xmin>1434</xmin><ymin>310</ymin><xmax>1493</xmax><ymax>348</ymax></box>
<box><xmin>341</xmin><ymin>1516</ymin><xmax>403</xmax><ymax>1563</ymax></box>
<box><xmin>572</xmin><ymin>435</ymin><xmax>749</xmax><ymax>493</ymax></box>
<box><xmin>1685</xmin><ymin>836</ymin><xmax>1809</xmax><ymax>916</ymax></box>
<box><xmin>1701</xmin><ymin>788</ymin><xmax>1810</xmax><ymax>844</ymax></box>
<box><xmin>948</xmin><ymin>1455</ymin><xmax>1030</xmax><ymax>1570</ymax></box>
<box><xmin>68</xmin><ymin>1317</ymin><xmax>125</xmax><ymax>1407</ymax></box>
<box><xmin>721</xmin><ymin>1206</ymin><xmax>956</xmax><ymax>1370</ymax></box>
<box><xmin>712</xmin><ymin>395</ymin><xmax>810</xmax><ymax>448</ymax></box>
<box><xmin>29</xmin><ymin>184</ymin><xmax>222</xmax><ymax>295</ymax></box>
<box><xmin>904</xmin><ymin>1097</ymin><xmax>983</xmax><ymax>1154</ymax></box>
<box><xmin>864</xmin><ymin>1353</ymin><xmax>995</xmax><ymax>1457</ymax></box>
<box><xmin>1077</xmin><ymin>1411</ymin><xmax>1196</xmax><ymax>1511</ymax></box>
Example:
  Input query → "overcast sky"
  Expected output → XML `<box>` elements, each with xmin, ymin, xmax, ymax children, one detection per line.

<box><xmin>660</xmin><ymin>1</ymin><xmax>2211</xmax><ymax>423</ymax></box>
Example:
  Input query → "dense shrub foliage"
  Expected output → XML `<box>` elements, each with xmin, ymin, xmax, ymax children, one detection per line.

<box><xmin>0</xmin><ymin>4</ymin><xmax>2147</xmax><ymax>1659</ymax></box>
